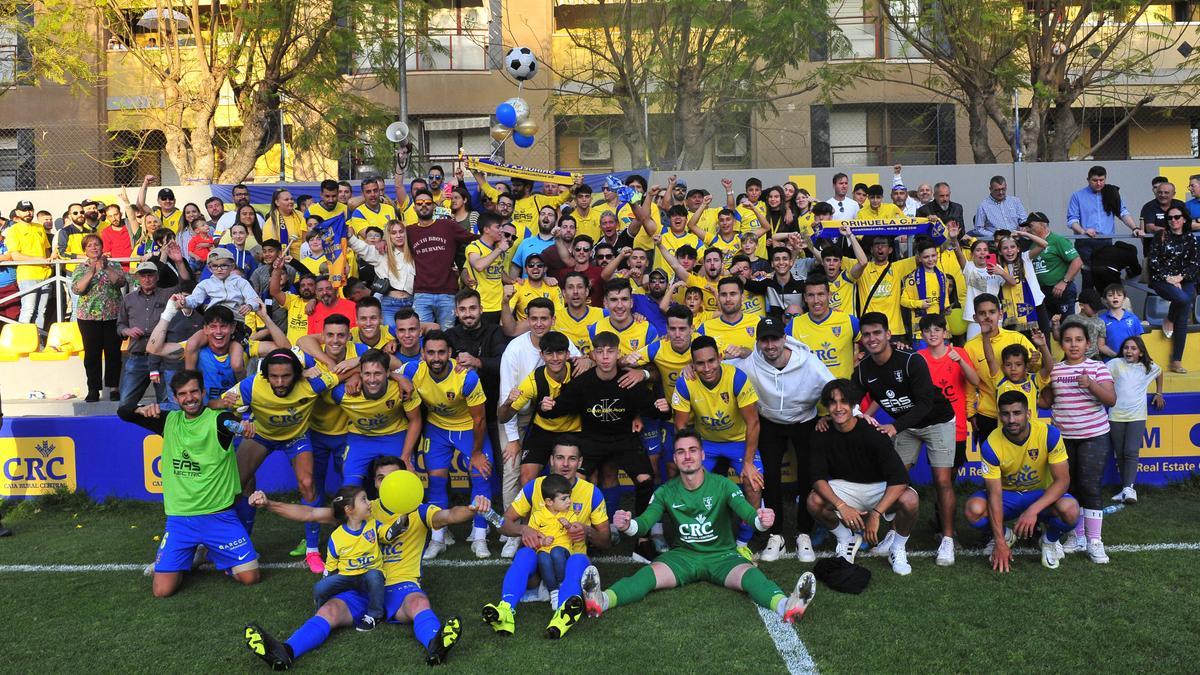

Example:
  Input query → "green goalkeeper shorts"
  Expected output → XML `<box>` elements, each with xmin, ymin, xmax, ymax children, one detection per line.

<box><xmin>657</xmin><ymin>548</ymin><xmax>749</xmax><ymax>586</ymax></box>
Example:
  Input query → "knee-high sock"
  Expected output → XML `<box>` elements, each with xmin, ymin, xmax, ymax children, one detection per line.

<box><xmin>558</xmin><ymin>554</ymin><xmax>590</xmax><ymax>607</ymax></box>
<box><xmin>302</xmin><ymin>495</ymin><xmax>322</xmax><ymax>550</ymax></box>
<box><xmin>501</xmin><ymin>547</ymin><xmax>538</xmax><ymax>609</ymax></box>
<box><xmin>412</xmin><ymin>608</ymin><xmax>441</xmax><ymax>651</ymax></box>
<box><xmin>470</xmin><ymin>474</ymin><xmax>490</xmax><ymax>530</ymax></box>
<box><xmin>1083</xmin><ymin>508</ymin><xmax>1104</xmax><ymax>541</ymax></box>
<box><xmin>601</xmin><ymin>486</ymin><xmax>621</xmax><ymax>519</ymax></box>
<box><xmin>607</xmin><ymin>564</ymin><xmax>658</xmax><ymax>609</ymax></box>
<box><xmin>285</xmin><ymin>615</ymin><xmax>331</xmax><ymax>659</ymax></box>
<box><xmin>427</xmin><ymin>475</ymin><xmax>450</xmax><ymax>509</ymax></box>
<box><xmin>740</xmin><ymin>566</ymin><xmax>787</xmax><ymax>614</ymax></box>
<box><xmin>234</xmin><ymin>494</ymin><xmax>256</xmax><ymax>534</ymax></box>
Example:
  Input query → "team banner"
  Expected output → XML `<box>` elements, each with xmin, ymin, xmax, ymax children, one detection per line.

<box><xmin>462</xmin><ymin>154</ymin><xmax>581</xmax><ymax>186</ymax></box>
<box><xmin>818</xmin><ymin>216</ymin><xmax>945</xmax><ymax>243</ymax></box>
<box><xmin>304</xmin><ymin>207</ymin><xmax>349</xmax><ymax>286</ymax></box>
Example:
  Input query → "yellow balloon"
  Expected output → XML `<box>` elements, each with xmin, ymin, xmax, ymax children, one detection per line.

<box><xmin>378</xmin><ymin>469</ymin><xmax>423</xmax><ymax>515</ymax></box>
<box><xmin>489</xmin><ymin>123</ymin><xmax>511</xmax><ymax>142</ymax></box>
<box><xmin>514</xmin><ymin>118</ymin><xmax>539</xmax><ymax>136</ymax></box>
<box><xmin>947</xmin><ymin>307</ymin><xmax>968</xmax><ymax>336</ymax></box>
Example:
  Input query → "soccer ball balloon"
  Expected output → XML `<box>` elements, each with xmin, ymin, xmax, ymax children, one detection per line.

<box><xmin>505</xmin><ymin>46</ymin><xmax>538</xmax><ymax>81</ymax></box>
<box><xmin>378</xmin><ymin>469</ymin><xmax>423</xmax><ymax>516</ymax></box>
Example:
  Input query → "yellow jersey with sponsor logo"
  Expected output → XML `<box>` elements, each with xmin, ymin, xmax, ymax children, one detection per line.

<box><xmin>704</xmin><ymin>233</ymin><xmax>741</xmax><ymax>272</ymax></box>
<box><xmin>787</xmin><ymin>310</ymin><xmax>859</xmax><ymax>380</ymax></box>
<box><xmin>588</xmin><ymin>316</ymin><xmax>658</xmax><ymax>357</ymax></box>
<box><xmin>555</xmin><ymin>306</ymin><xmax>605</xmax><ymax>353</ymax></box>
<box><xmin>511</xmin><ymin>476</ymin><xmax>607</xmax><ymax>555</ymax></box>
<box><xmin>325</xmin><ymin>519</ymin><xmax>384</xmax><ymax>575</ymax></box>
<box><xmin>513</xmin><ymin>364</ymin><xmax>580</xmax><ymax>433</ymax></box>
<box><xmin>348</xmin><ymin>202</ymin><xmax>398</xmax><ymax>235</ymax></box>
<box><xmin>372</xmin><ymin>499</ymin><xmax>440</xmax><ymax>585</ymax></box>
<box><xmin>231</xmin><ymin>370</ymin><xmax>339</xmax><ymax>441</ymax></box>
<box><xmin>464</xmin><ymin>240</ymin><xmax>507</xmax><ymax>312</ymax></box>
<box><xmin>994</xmin><ymin>372</ymin><xmax>1051</xmax><ymax>413</ymax></box>
<box><xmin>827</xmin><ymin>268</ymin><xmax>857</xmax><ymax>316</ymax></box>
<box><xmin>965</xmin><ymin>329</ymin><xmax>1037</xmax><ymax>419</ymax></box>
<box><xmin>856</xmin><ymin>257</ymin><xmax>916</xmax><ymax>335</ymax></box>
<box><xmin>636</xmin><ymin>338</ymin><xmax>692</xmax><ymax>400</ymax></box>
<box><xmin>304</xmin><ymin>342</ymin><xmax>367</xmax><ymax>435</ymax></box>
<box><xmin>511</xmin><ymin>281</ymin><xmax>565</xmax><ymax>322</ymax></box>
<box><xmin>697</xmin><ymin>313</ymin><xmax>758</xmax><ymax>353</ymax></box>
<box><xmin>671</xmin><ymin>363</ymin><xmax>759</xmax><ymax>443</ymax></box>
<box><xmin>980</xmin><ymin>420</ymin><xmax>1067</xmax><ymax>492</ymax></box>
<box><xmin>653</xmin><ymin>226</ymin><xmax>706</xmax><ymax>275</ymax></box>
<box><xmin>401</xmin><ymin>360</ymin><xmax>486</xmax><ymax>431</ymax></box>
<box><xmin>330</xmin><ymin>379</ymin><xmax>422</xmax><ymax>436</ymax></box>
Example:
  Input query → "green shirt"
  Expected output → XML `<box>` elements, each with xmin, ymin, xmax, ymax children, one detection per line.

<box><xmin>1032</xmin><ymin>233</ymin><xmax>1079</xmax><ymax>286</ymax></box>
<box><xmin>162</xmin><ymin>408</ymin><xmax>241</xmax><ymax>516</ymax></box>
<box><xmin>632</xmin><ymin>472</ymin><xmax>758</xmax><ymax>554</ymax></box>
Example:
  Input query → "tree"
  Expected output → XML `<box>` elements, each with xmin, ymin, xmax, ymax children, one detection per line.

<box><xmin>542</xmin><ymin>0</ymin><xmax>838</xmax><ymax>170</ymax></box>
<box><xmin>96</xmin><ymin>0</ymin><xmax>414</xmax><ymax>183</ymax></box>
<box><xmin>0</xmin><ymin>1</ymin><xmax>93</xmax><ymax>92</ymax></box>
<box><xmin>879</xmin><ymin>0</ymin><xmax>1200</xmax><ymax>162</ymax></box>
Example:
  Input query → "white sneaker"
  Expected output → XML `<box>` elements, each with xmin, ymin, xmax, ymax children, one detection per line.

<box><xmin>1040</xmin><ymin>534</ymin><xmax>1060</xmax><ymax>570</ymax></box>
<box><xmin>423</xmin><ymin>540</ymin><xmax>447</xmax><ymax>560</ymax></box>
<box><xmin>983</xmin><ymin>527</ymin><xmax>1014</xmax><ymax>556</ymax></box>
<box><xmin>795</xmin><ymin>534</ymin><xmax>816</xmax><ymax>563</ymax></box>
<box><xmin>500</xmin><ymin>536</ymin><xmax>521</xmax><ymax>559</ymax></box>
<box><xmin>1087</xmin><ymin>539</ymin><xmax>1110</xmax><ymax>564</ymax></box>
<box><xmin>1123</xmin><ymin>487</ymin><xmax>1138</xmax><ymax>504</ymax></box>
<box><xmin>834</xmin><ymin>534</ymin><xmax>862</xmax><ymax>564</ymax></box>
<box><xmin>1061</xmin><ymin>532</ymin><xmax>1087</xmax><ymax>554</ymax></box>
<box><xmin>582</xmin><ymin>565</ymin><xmax>606</xmax><ymax>617</ymax></box>
<box><xmin>759</xmin><ymin>534</ymin><xmax>786</xmax><ymax>562</ymax></box>
<box><xmin>549</xmin><ymin>589</ymin><xmax>559</xmax><ymax>609</ymax></box>
<box><xmin>867</xmin><ymin>530</ymin><xmax>896</xmax><ymax>557</ymax></box>
<box><xmin>472</xmin><ymin>538</ymin><xmax>491</xmax><ymax>558</ymax></box>
<box><xmin>935</xmin><ymin>536</ymin><xmax>955</xmax><ymax>567</ymax></box>
<box><xmin>889</xmin><ymin>547</ymin><xmax>912</xmax><ymax>576</ymax></box>
<box><xmin>444</xmin><ymin>530</ymin><xmax>456</xmax><ymax>547</ymax></box>
<box><xmin>1111</xmin><ymin>490</ymin><xmax>1126</xmax><ymax>503</ymax></box>
<box><xmin>782</xmin><ymin>571</ymin><xmax>816</xmax><ymax>623</ymax></box>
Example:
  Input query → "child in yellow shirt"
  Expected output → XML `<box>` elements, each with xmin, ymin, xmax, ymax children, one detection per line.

<box><xmin>529</xmin><ymin>474</ymin><xmax>576</xmax><ymax>608</ymax></box>
<box><xmin>314</xmin><ymin>486</ymin><xmax>387</xmax><ymax>631</ymax></box>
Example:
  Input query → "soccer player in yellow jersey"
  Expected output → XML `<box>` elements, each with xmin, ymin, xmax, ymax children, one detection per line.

<box><xmin>588</xmin><ymin>277</ymin><xmax>658</xmax><ymax>356</ymax></box>
<box><xmin>728</xmin><ymin>256</ymin><xmax>767</xmax><ymax>317</ymax></box>
<box><xmin>498</xmin><ymin>331</ymin><xmax>580</xmax><ymax>484</ymax></box>
<box><xmin>857</xmin><ymin>184</ymin><xmax>906</xmax><ymax>220</ymax></box>
<box><xmin>697</xmin><ymin>276</ymin><xmax>759</xmax><ymax>354</ymax></box>
<box><xmin>819</xmin><ymin>228</ymin><xmax>868</xmax><ymax>316</ymax></box>
<box><xmin>569</xmin><ymin>184</ymin><xmax>603</xmax><ymax>242</ymax></box>
<box><xmin>306</xmin><ymin>181</ymin><xmax>351</xmax><ymax>281</ymax></box>
<box><xmin>348</xmin><ymin>177</ymin><xmax>398</xmax><ymax>234</ymax></box>
<box><xmin>901</xmin><ymin>238</ymin><xmax>951</xmax><ymax>346</ymax></box>
<box><xmin>625</xmin><ymin>304</ymin><xmax>695</xmax><ymax>484</ymax></box>
<box><xmin>702</xmin><ymin>209</ymin><xmax>744</xmax><ymax>272</ymax></box>
<box><xmin>965</xmin><ymin>393</ymin><xmax>1078</xmax><ymax>572</ymax></box>
<box><xmin>269</xmin><ymin>258</ymin><xmax>319</xmax><ymax>343</ymax></box>
<box><xmin>982</xmin><ymin>326</ymin><xmax>1054</xmax><ymax>412</ymax></box>
<box><xmin>555</xmin><ymin>272</ymin><xmax>605</xmax><ymax>353</ymax></box>
<box><xmin>245</xmin><ymin>457</ymin><xmax>492</xmax><ymax>668</ymax></box>
<box><xmin>964</xmin><ymin>293</ymin><xmax>1038</xmax><ymax>443</ymax></box>
<box><xmin>645</xmin><ymin>204</ymin><xmax>705</xmax><ymax>276</ymax></box>
<box><xmin>349</xmin><ymin>297</ymin><xmax>396</xmax><ymax>352</ymax></box>
<box><xmin>507</xmin><ymin>252</ymin><xmax>564</xmax><ymax>322</ymax></box>
<box><xmin>401</xmin><ymin>331</ymin><xmax>494</xmax><ymax>559</ymax></box>
<box><xmin>789</xmin><ymin>275</ymin><xmax>860</xmax><ymax>379</ymax></box>
<box><xmin>486</xmin><ymin>439</ymin><xmax>611</xmax><ymax>638</ymax></box>
<box><xmin>659</xmin><ymin>241</ymin><xmax>723</xmax><ymax>314</ymax></box>
<box><xmin>856</xmin><ymin>235</ymin><xmax>916</xmax><ymax>339</ymax></box>
<box><xmin>329</xmin><ymin>349</ymin><xmax>422</xmax><ymax>485</ymax></box>
<box><xmin>464</xmin><ymin>213</ymin><xmax>512</xmax><ymax>322</ymax></box>
<box><xmin>671</xmin><ymin>336</ymin><xmax>763</xmax><ymax>551</ymax></box>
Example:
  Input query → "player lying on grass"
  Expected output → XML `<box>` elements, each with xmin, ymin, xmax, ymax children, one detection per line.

<box><xmin>242</xmin><ymin>455</ymin><xmax>491</xmax><ymax>669</ymax></box>
<box><xmin>581</xmin><ymin>428</ymin><xmax>816</xmax><ymax>624</ymax></box>
<box><xmin>965</xmin><ymin>391</ymin><xmax>1079</xmax><ymax>572</ymax></box>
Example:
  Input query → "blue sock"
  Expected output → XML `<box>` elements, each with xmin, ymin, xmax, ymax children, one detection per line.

<box><xmin>558</xmin><ymin>554</ymin><xmax>590</xmax><ymax>606</ymax></box>
<box><xmin>234</xmin><ymin>495</ymin><xmax>256</xmax><ymax>534</ymax></box>
<box><xmin>970</xmin><ymin>516</ymin><xmax>991</xmax><ymax>531</ymax></box>
<box><xmin>1043</xmin><ymin>516</ymin><xmax>1071</xmax><ymax>542</ymax></box>
<box><xmin>413</xmin><ymin>608</ymin><xmax>440</xmax><ymax>651</ymax></box>
<box><xmin>601</xmin><ymin>486</ymin><xmax>621</xmax><ymax>519</ymax></box>
<box><xmin>285</xmin><ymin>615</ymin><xmax>331</xmax><ymax>659</ymax></box>
<box><xmin>501</xmin><ymin>547</ymin><xmax>538</xmax><ymax>609</ymax></box>
<box><xmin>302</xmin><ymin>496</ymin><xmax>321</xmax><ymax>550</ymax></box>
<box><xmin>736</xmin><ymin>521</ymin><xmax>753</xmax><ymax>545</ymax></box>
<box><xmin>470</xmin><ymin>474</ymin><xmax>490</xmax><ymax>529</ymax></box>
<box><xmin>427</xmin><ymin>475</ymin><xmax>450</xmax><ymax>509</ymax></box>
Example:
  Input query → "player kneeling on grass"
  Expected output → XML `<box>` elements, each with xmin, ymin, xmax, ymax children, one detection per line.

<box><xmin>806</xmin><ymin>379</ymin><xmax>918</xmax><ymax>575</ymax></box>
<box><xmin>484</xmin><ymin>437</ymin><xmax>611</xmax><ymax>639</ymax></box>
<box><xmin>118</xmin><ymin>370</ymin><xmax>261</xmax><ymax>598</ymax></box>
<box><xmin>581</xmin><ymin>428</ymin><xmax>815</xmax><ymax>624</ymax></box>
<box><xmin>242</xmin><ymin>456</ymin><xmax>491</xmax><ymax>669</ymax></box>
<box><xmin>964</xmin><ymin>392</ymin><xmax>1079</xmax><ymax>572</ymax></box>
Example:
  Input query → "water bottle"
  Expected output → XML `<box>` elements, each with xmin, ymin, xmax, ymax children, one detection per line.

<box><xmin>480</xmin><ymin>508</ymin><xmax>504</xmax><ymax>530</ymax></box>
<box><xmin>222</xmin><ymin>419</ymin><xmax>245</xmax><ymax>435</ymax></box>
<box><xmin>1102</xmin><ymin>503</ymin><xmax>1125</xmax><ymax>515</ymax></box>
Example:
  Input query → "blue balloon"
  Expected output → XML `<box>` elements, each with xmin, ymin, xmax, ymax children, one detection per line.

<box><xmin>512</xmin><ymin>132</ymin><xmax>535</xmax><ymax>148</ymax></box>
<box><xmin>495</xmin><ymin>103</ymin><xmax>517</xmax><ymax>128</ymax></box>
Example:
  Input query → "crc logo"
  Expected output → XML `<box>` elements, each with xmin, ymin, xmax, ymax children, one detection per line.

<box><xmin>699</xmin><ymin>411</ymin><xmax>734</xmax><ymax>432</ymax></box>
<box><xmin>812</xmin><ymin>342</ymin><xmax>839</xmax><ymax>365</ymax></box>
<box><xmin>678</xmin><ymin>513</ymin><xmax>716</xmax><ymax>542</ymax></box>
<box><xmin>1</xmin><ymin>436</ymin><xmax>77</xmax><ymax>497</ymax></box>
<box><xmin>267</xmin><ymin>407</ymin><xmax>305</xmax><ymax>426</ymax></box>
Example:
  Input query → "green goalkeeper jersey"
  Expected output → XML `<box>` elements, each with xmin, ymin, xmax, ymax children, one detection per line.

<box><xmin>632</xmin><ymin>472</ymin><xmax>758</xmax><ymax>554</ymax></box>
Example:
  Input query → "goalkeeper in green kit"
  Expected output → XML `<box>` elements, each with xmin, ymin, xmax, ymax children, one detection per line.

<box><xmin>581</xmin><ymin>428</ymin><xmax>815</xmax><ymax>624</ymax></box>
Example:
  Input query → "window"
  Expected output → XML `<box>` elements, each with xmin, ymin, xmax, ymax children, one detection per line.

<box><xmin>0</xmin><ymin>130</ymin><xmax>35</xmax><ymax>190</ymax></box>
<box><xmin>409</xmin><ymin>0</ymin><xmax>488</xmax><ymax>71</ymax></box>
<box><xmin>423</xmin><ymin>119</ymin><xmax>493</xmax><ymax>162</ymax></box>
<box><xmin>828</xmin><ymin>0</ymin><xmax>880</xmax><ymax>60</ymax></box>
<box><xmin>0</xmin><ymin>26</ymin><xmax>16</xmax><ymax>85</ymax></box>
<box><xmin>825</xmin><ymin>103</ymin><xmax>954</xmax><ymax>166</ymax></box>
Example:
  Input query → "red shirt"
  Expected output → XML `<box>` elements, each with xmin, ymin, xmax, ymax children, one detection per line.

<box><xmin>406</xmin><ymin>219</ymin><xmax>477</xmax><ymax>294</ymax></box>
<box><xmin>101</xmin><ymin>226</ymin><xmax>133</xmax><ymax>270</ymax></box>
<box><xmin>307</xmin><ymin>297</ymin><xmax>358</xmax><ymax>334</ymax></box>
<box><xmin>919</xmin><ymin>346</ymin><xmax>971</xmax><ymax>441</ymax></box>
<box><xmin>542</xmin><ymin>245</ymin><xmax>605</xmax><ymax>306</ymax></box>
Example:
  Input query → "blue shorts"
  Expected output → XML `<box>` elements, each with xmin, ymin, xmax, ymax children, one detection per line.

<box><xmin>156</xmin><ymin>509</ymin><xmax>258</xmax><ymax>573</ymax></box>
<box><xmin>344</xmin><ymin>431</ymin><xmax>408</xmax><ymax>487</ymax></box>
<box><xmin>641</xmin><ymin>419</ymin><xmax>665</xmax><ymax>457</ymax></box>
<box><xmin>336</xmin><ymin>580</ymin><xmax>424</xmax><ymax>624</ymax></box>
<box><xmin>423</xmin><ymin>425</ymin><xmax>493</xmax><ymax>474</ymax></box>
<box><xmin>701</xmin><ymin>440</ymin><xmax>762</xmax><ymax>475</ymax></box>
<box><xmin>252</xmin><ymin>434</ymin><xmax>312</xmax><ymax>461</ymax></box>
<box><xmin>969</xmin><ymin>489</ymin><xmax>1075</xmax><ymax>521</ymax></box>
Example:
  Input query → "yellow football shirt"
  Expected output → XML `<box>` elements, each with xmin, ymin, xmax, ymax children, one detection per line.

<box><xmin>697</xmin><ymin>314</ymin><xmax>759</xmax><ymax>353</ymax></box>
<box><xmin>331</xmin><ymin>379</ymin><xmax>422</xmax><ymax>436</ymax></box>
<box><xmin>980</xmin><ymin>420</ymin><xmax>1067</xmax><ymax>492</ymax></box>
<box><xmin>401</xmin><ymin>360</ymin><xmax>486</xmax><ymax>431</ymax></box>
<box><xmin>513</xmin><ymin>364</ymin><xmax>580</xmax><ymax>432</ymax></box>
<box><xmin>511</xmin><ymin>476</ymin><xmax>607</xmax><ymax>555</ymax></box>
<box><xmin>464</xmin><ymin>240</ymin><xmax>506</xmax><ymax>313</ymax></box>
<box><xmin>671</xmin><ymin>363</ymin><xmax>759</xmax><ymax>443</ymax></box>
<box><xmin>787</xmin><ymin>310</ymin><xmax>860</xmax><ymax>379</ymax></box>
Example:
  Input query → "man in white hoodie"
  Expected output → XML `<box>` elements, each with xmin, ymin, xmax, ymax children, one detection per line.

<box><xmin>728</xmin><ymin>316</ymin><xmax>834</xmax><ymax>562</ymax></box>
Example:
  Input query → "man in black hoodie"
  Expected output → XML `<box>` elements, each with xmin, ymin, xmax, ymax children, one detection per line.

<box><xmin>445</xmin><ymin>287</ymin><xmax>508</xmax><ymax>483</ymax></box>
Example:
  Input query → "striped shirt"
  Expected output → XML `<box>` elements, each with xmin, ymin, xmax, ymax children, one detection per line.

<box><xmin>1048</xmin><ymin>360</ymin><xmax>1112</xmax><ymax>439</ymax></box>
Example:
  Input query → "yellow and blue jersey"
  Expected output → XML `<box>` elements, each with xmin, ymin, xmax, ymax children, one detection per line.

<box><xmin>671</xmin><ymin>363</ymin><xmax>759</xmax><ymax>442</ymax></box>
<box><xmin>787</xmin><ymin>310</ymin><xmax>859</xmax><ymax>379</ymax></box>
<box><xmin>330</xmin><ymin>379</ymin><xmax>422</xmax><ymax>436</ymax></box>
<box><xmin>742</xmin><ymin>290</ymin><xmax>766</xmax><ymax>317</ymax></box>
<box><xmin>588</xmin><ymin>316</ymin><xmax>658</xmax><ymax>356</ymax></box>
<box><xmin>348</xmin><ymin>202</ymin><xmax>397</xmax><ymax>235</ymax></box>
<box><xmin>512</xmin><ymin>281</ymin><xmax>565</xmax><ymax>321</ymax></box>
<box><xmin>464</xmin><ymin>240</ymin><xmax>506</xmax><ymax>313</ymax></box>
<box><xmin>304</xmin><ymin>343</ymin><xmax>367</xmax><ymax>435</ymax></box>
<box><xmin>402</xmin><ymin>359</ymin><xmax>486</xmax><ymax>431</ymax></box>
<box><xmin>652</xmin><ymin>226</ymin><xmax>705</xmax><ymax>275</ymax></box>
<box><xmin>232</xmin><ymin>369</ymin><xmax>339</xmax><ymax>441</ymax></box>
<box><xmin>994</xmin><ymin>372</ymin><xmax>1051</xmax><ymax>412</ymax></box>
<box><xmin>980</xmin><ymin>420</ymin><xmax>1067</xmax><ymax>492</ymax></box>
<box><xmin>372</xmin><ymin>499</ymin><xmax>440</xmax><ymax>585</ymax></box>
<box><xmin>511</xmin><ymin>476</ymin><xmax>607</xmax><ymax>555</ymax></box>
<box><xmin>513</xmin><ymin>364</ymin><xmax>580</xmax><ymax>433</ymax></box>
<box><xmin>556</xmin><ymin>306</ymin><xmax>605</xmax><ymax>353</ymax></box>
<box><xmin>350</xmin><ymin>325</ymin><xmax>395</xmax><ymax>350</ymax></box>
<box><xmin>704</xmin><ymin>233</ymin><xmax>741</xmax><ymax>271</ymax></box>
<box><xmin>529</xmin><ymin>510</ymin><xmax>574</xmax><ymax>553</ymax></box>
<box><xmin>827</xmin><ymin>268</ymin><xmax>857</xmax><ymax>316</ymax></box>
<box><xmin>697</xmin><ymin>314</ymin><xmax>758</xmax><ymax>353</ymax></box>
<box><xmin>326</xmin><ymin>519</ymin><xmax>384</xmax><ymax>575</ymax></box>
<box><xmin>636</xmin><ymin>338</ymin><xmax>692</xmax><ymax>400</ymax></box>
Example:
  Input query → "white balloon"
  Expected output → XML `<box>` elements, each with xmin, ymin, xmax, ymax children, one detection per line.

<box><xmin>505</xmin><ymin>97</ymin><xmax>529</xmax><ymax>123</ymax></box>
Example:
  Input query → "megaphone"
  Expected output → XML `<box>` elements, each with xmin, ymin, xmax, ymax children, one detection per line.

<box><xmin>385</xmin><ymin>121</ymin><xmax>410</xmax><ymax>143</ymax></box>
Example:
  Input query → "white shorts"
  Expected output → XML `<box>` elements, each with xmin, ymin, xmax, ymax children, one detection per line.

<box><xmin>894</xmin><ymin>419</ymin><xmax>956</xmax><ymax>468</ymax></box>
<box><xmin>828</xmin><ymin>480</ymin><xmax>895</xmax><ymax>521</ymax></box>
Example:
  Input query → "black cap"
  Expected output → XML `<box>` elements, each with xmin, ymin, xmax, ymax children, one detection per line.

<box><xmin>757</xmin><ymin>315</ymin><xmax>786</xmax><ymax>340</ymax></box>
<box><xmin>1021</xmin><ymin>211</ymin><xmax>1049</xmax><ymax>227</ymax></box>
<box><xmin>648</xmin><ymin>268</ymin><xmax>669</xmax><ymax>281</ymax></box>
<box><xmin>158</xmin><ymin>188</ymin><xmax>176</xmax><ymax>201</ymax></box>
<box><xmin>15</xmin><ymin>200</ymin><xmax>33</xmax><ymax>211</ymax></box>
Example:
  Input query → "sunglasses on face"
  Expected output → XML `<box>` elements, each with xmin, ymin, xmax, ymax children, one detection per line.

<box><xmin>413</xmin><ymin>199</ymin><xmax>434</xmax><ymax>205</ymax></box>
<box><xmin>527</xmin><ymin>263</ymin><xmax>545</xmax><ymax>270</ymax></box>
<box><xmin>501</xmin><ymin>232</ymin><xmax>516</xmax><ymax>240</ymax></box>
<box><xmin>575</xmin><ymin>246</ymin><xmax>591</xmax><ymax>253</ymax></box>
<box><xmin>1170</xmin><ymin>214</ymin><xmax>1187</xmax><ymax>220</ymax></box>
<box><xmin>595</xmin><ymin>253</ymin><xmax>614</xmax><ymax>260</ymax></box>
<box><xmin>209</xmin><ymin>263</ymin><xmax>232</xmax><ymax>269</ymax></box>
<box><xmin>428</xmin><ymin>174</ymin><xmax>443</xmax><ymax>180</ymax></box>
<box><xmin>70</xmin><ymin>211</ymin><xmax>82</xmax><ymax>215</ymax></box>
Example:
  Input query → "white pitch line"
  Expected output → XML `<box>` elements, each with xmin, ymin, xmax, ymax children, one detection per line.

<box><xmin>757</xmin><ymin>605</ymin><xmax>818</xmax><ymax>675</ymax></box>
<box><xmin>1</xmin><ymin>542</ymin><xmax>1198</xmax><ymax>574</ymax></box>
